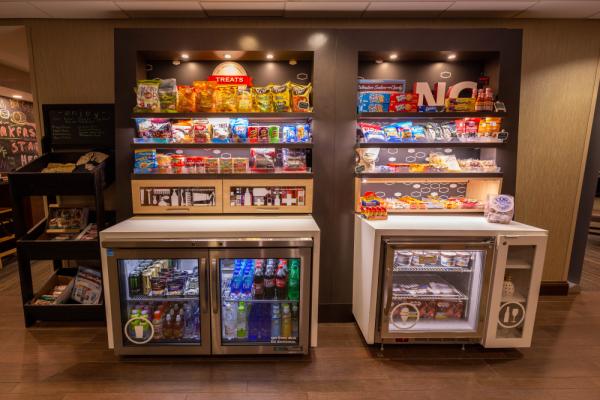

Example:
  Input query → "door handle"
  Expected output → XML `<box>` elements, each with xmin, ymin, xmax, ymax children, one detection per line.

<box><xmin>201</xmin><ymin>258</ymin><xmax>208</xmax><ymax>314</ymax></box>
<box><xmin>211</xmin><ymin>258</ymin><xmax>218</xmax><ymax>314</ymax></box>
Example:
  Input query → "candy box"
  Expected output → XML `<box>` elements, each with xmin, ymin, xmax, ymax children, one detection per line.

<box><xmin>358</xmin><ymin>103</ymin><xmax>389</xmax><ymax>113</ymax></box>
<box><xmin>358</xmin><ymin>92</ymin><xmax>392</xmax><ymax>104</ymax></box>
<box><xmin>134</xmin><ymin>149</ymin><xmax>157</xmax><ymax>170</ymax></box>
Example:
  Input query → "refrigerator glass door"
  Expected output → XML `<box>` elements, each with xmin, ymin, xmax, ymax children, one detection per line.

<box><xmin>108</xmin><ymin>249</ymin><xmax>211</xmax><ymax>355</ymax></box>
<box><xmin>210</xmin><ymin>247</ymin><xmax>311</xmax><ymax>355</ymax></box>
<box><xmin>379</xmin><ymin>239</ymin><xmax>493</xmax><ymax>341</ymax></box>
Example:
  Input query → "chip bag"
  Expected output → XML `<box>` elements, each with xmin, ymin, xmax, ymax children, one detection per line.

<box><xmin>252</xmin><ymin>86</ymin><xmax>273</xmax><ymax>112</ymax></box>
<box><xmin>231</xmin><ymin>118</ymin><xmax>249</xmax><ymax>143</ymax></box>
<box><xmin>211</xmin><ymin>119</ymin><xmax>230</xmax><ymax>143</ymax></box>
<box><xmin>171</xmin><ymin>120</ymin><xmax>194</xmax><ymax>143</ymax></box>
<box><xmin>134</xmin><ymin>79</ymin><xmax>161</xmax><ymax>113</ymax></box>
<box><xmin>193</xmin><ymin>81</ymin><xmax>216</xmax><ymax>112</ymax></box>
<box><xmin>191</xmin><ymin>119</ymin><xmax>211</xmax><ymax>143</ymax></box>
<box><xmin>177</xmin><ymin>86</ymin><xmax>196</xmax><ymax>113</ymax></box>
<box><xmin>158</xmin><ymin>78</ymin><xmax>177</xmax><ymax>113</ymax></box>
<box><xmin>290</xmin><ymin>82</ymin><xmax>312</xmax><ymax>112</ymax></box>
<box><xmin>271</xmin><ymin>82</ymin><xmax>291</xmax><ymax>112</ymax></box>
<box><xmin>215</xmin><ymin>85</ymin><xmax>238</xmax><ymax>112</ymax></box>
<box><xmin>237</xmin><ymin>87</ymin><xmax>253</xmax><ymax>112</ymax></box>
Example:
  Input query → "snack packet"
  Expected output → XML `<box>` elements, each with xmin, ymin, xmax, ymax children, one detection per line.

<box><xmin>248</xmin><ymin>126</ymin><xmax>259</xmax><ymax>143</ymax></box>
<box><xmin>383</xmin><ymin>125</ymin><xmax>401</xmax><ymax>142</ymax></box>
<box><xmin>268</xmin><ymin>125</ymin><xmax>280</xmax><ymax>143</ymax></box>
<box><xmin>191</xmin><ymin>119</ymin><xmax>211</xmax><ymax>143</ymax></box>
<box><xmin>211</xmin><ymin>119</ymin><xmax>230</xmax><ymax>143</ymax></box>
<box><xmin>290</xmin><ymin>83</ymin><xmax>312</xmax><ymax>112</ymax></box>
<box><xmin>231</xmin><ymin>118</ymin><xmax>249</xmax><ymax>143</ymax></box>
<box><xmin>359</xmin><ymin>122</ymin><xmax>386</xmax><ymax>143</ymax></box>
<box><xmin>410</xmin><ymin>124</ymin><xmax>426</xmax><ymax>141</ymax></box>
<box><xmin>250</xmin><ymin>148</ymin><xmax>277</xmax><ymax>172</ymax></box>
<box><xmin>397</xmin><ymin>122</ymin><xmax>413</xmax><ymax>140</ymax></box>
<box><xmin>219</xmin><ymin>157</ymin><xmax>233</xmax><ymax>174</ymax></box>
<box><xmin>282</xmin><ymin>125</ymin><xmax>297</xmax><ymax>143</ymax></box>
<box><xmin>177</xmin><ymin>86</ymin><xmax>196</xmax><ymax>112</ymax></box>
<box><xmin>282</xmin><ymin>148</ymin><xmax>307</xmax><ymax>171</ymax></box>
<box><xmin>215</xmin><ymin>85</ymin><xmax>238</xmax><ymax>112</ymax></box>
<box><xmin>134</xmin><ymin>79</ymin><xmax>161</xmax><ymax>112</ymax></box>
<box><xmin>171</xmin><ymin>120</ymin><xmax>194</xmax><ymax>143</ymax></box>
<box><xmin>233</xmin><ymin>158</ymin><xmax>249</xmax><ymax>173</ymax></box>
<box><xmin>237</xmin><ymin>88</ymin><xmax>253</xmax><ymax>112</ymax></box>
<box><xmin>296</xmin><ymin>123</ymin><xmax>311</xmax><ymax>142</ymax></box>
<box><xmin>252</xmin><ymin>86</ymin><xmax>273</xmax><ymax>112</ymax></box>
<box><xmin>271</xmin><ymin>82</ymin><xmax>291</xmax><ymax>112</ymax></box>
<box><xmin>134</xmin><ymin>149</ymin><xmax>157</xmax><ymax>170</ymax></box>
<box><xmin>136</xmin><ymin>118</ymin><xmax>172</xmax><ymax>141</ymax></box>
<box><xmin>193</xmin><ymin>81</ymin><xmax>217</xmax><ymax>112</ymax></box>
<box><xmin>158</xmin><ymin>78</ymin><xmax>177</xmax><ymax>113</ymax></box>
<box><xmin>257</xmin><ymin>126</ymin><xmax>270</xmax><ymax>143</ymax></box>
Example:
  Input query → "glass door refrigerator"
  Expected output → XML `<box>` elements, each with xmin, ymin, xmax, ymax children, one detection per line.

<box><xmin>105</xmin><ymin>239</ymin><xmax>312</xmax><ymax>355</ymax></box>
<box><xmin>376</xmin><ymin>237</ymin><xmax>494</xmax><ymax>344</ymax></box>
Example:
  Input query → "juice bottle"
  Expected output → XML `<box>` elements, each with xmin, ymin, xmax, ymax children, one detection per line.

<box><xmin>163</xmin><ymin>314</ymin><xmax>173</xmax><ymax>339</ymax></box>
<box><xmin>152</xmin><ymin>310</ymin><xmax>163</xmax><ymax>340</ymax></box>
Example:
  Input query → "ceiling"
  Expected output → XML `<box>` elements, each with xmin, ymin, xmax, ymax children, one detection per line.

<box><xmin>2</xmin><ymin>0</ymin><xmax>600</xmax><ymax>19</ymax></box>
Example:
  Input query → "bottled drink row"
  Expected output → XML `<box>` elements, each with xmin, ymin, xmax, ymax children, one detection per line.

<box><xmin>222</xmin><ymin>301</ymin><xmax>299</xmax><ymax>343</ymax></box>
<box><xmin>127</xmin><ymin>301</ymin><xmax>200</xmax><ymax>343</ymax></box>
<box><xmin>126</xmin><ymin>259</ymin><xmax>199</xmax><ymax>298</ymax></box>
<box><xmin>221</xmin><ymin>258</ymin><xmax>301</xmax><ymax>301</ymax></box>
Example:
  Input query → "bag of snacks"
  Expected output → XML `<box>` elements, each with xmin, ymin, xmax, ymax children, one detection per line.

<box><xmin>171</xmin><ymin>120</ymin><xmax>194</xmax><ymax>143</ymax></box>
<box><xmin>231</xmin><ymin>118</ymin><xmax>249</xmax><ymax>143</ymax></box>
<box><xmin>290</xmin><ymin>83</ymin><xmax>312</xmax><ymax>112</ymax></box>
<box><xmin>134</xmin><ymin>149</ymin><xmax>157</xmax><ymax>171</ymax></box>
<box><xmin>211</xmin><ymin>119</ymin><xmax>230</xmax><ymax>143</ymax></box>
<box><xmin>177</xmin><ymin>86</ymin><xmax>196</xmax><ymax>112</ymax></box>
<box><xmin>237</xmin><ymin>88</ymin><xmax>253</xmax><ymax>112</ymax></box>
<box><xmin>282</xmin><ymin>125</ymin><xmax>297</xmax><ymax>143</ymax></box>
<box><xmin>134</xmin><ymin>79</ymin><xmax>161</xmax><ymax>112</ymax></box>
<box><xmin>485</xmin><ymin>194</ymin><xmax>514</xmax><ymax>224</ymax></box>
<box><xmin>282</xmin><ymin>148</ymin><xmax>307</xmax><ymax>171</ymax></box>
<box><xmin>383</xmin><ymin>125</ymin><xmax>401</xmax><ymax>142</ymax></box>
<box><xmin>271</xmin><ymin>82</ymin><xmax>291</xmax><ymax>112</ymax></box>
<box><xmin>296</xmin><ymin>123</ymin><xmax>311</xmax><ymax>142</ymax></box>
<box><xmin>191</xmin><ymin>119</ymin><xmax>211</xmax><ymax>143</ymax></box>
<box><xmin>396</xmin><ymin>122</ymin><xmax>413</xmax><ymax>140</ymax></box>
<box><xmin>193</xmin><ymin>81</ymin><xmax>216</xmax><ymax>112</ymax></box>
<box><xmin>136</xmin><ymin>118</ymin><xmax>172</xmax><ymax>142</ymax></box>
<box><xmin>411</xmin><ymin>124</ymin><xmax>426</xmax><ymax>141</ymax></box>
<box><xmin>358</xmin><ymin>122</ymin><xmax>385</xmax><ymax>143</ymax></box>
<box><xmin>252</xmin><ymin>86</ymin><xmax>273</xmax><ymax>112</ymax></box>
<box><xmin>215</xmin><ymin>85</ymin><xmax>238</xmax><ymax>112</ymax></box>
<box><xmin>250</xmin><ymin>148</ymin><xmax>276</xmax><ymax>172</ymax></box>
<box><xmin>158</xmin><ymin>78</ymin><xmax>177</xmax><ymax>113</ymax></box>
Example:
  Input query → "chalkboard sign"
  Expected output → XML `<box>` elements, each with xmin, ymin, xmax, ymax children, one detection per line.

<box><xmin>42</xmin><ymin>104</ymin><xmax>114</xmax><ymax>150</ymax></box>
<box><xmin>0</xmin><ymin>96</ymin><xmax>39</xmax><ymax>172</ymax></box>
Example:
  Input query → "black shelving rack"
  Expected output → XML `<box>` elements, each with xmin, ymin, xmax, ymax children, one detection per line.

<box><xmin>8</xmin><ymin>153</ymin><xmax>114</xmax><ymax>326</ymax></box>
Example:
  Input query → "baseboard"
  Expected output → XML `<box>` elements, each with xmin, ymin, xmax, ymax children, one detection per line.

<box><xmin>318</xmin><ymin>303</ymin><xmax>353</xmax><ymax>322</ymax></box>
<box><xmin>540</xmin><ymin>281</ymin><xmax>570</xmax><ymax>296</ymax></box>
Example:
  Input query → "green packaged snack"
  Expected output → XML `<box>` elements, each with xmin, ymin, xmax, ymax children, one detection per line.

<box><xmin>158</xmin><ymin>78</ymin><xmax>177</xmax><ymax>113</ymax></box>
<box><xmin>134</xmin><ymin>79</ymin><xmax>161</xmax><ymax>113</ymax></box>
<box><xmin>252</xmin><ymin>86</ymin><xmax>273</xmax><ymax>113</ymax></box>
<box><xmin>268</xmin><ymin>125</ymin><xmax>280</xmax><ymax>143</ymax></box>
<box><xmin>271</xmin><ymin>82</ymin><xmax>291</xmax><ymax>112</ymax></box>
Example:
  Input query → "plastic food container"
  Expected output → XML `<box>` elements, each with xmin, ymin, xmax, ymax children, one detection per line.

<box><xmin>455</xmin><ymin>252</ymin><xmax>472</xmax><ymax>268</ymax></box>
<box><xmin>395</xmin><ymin>251</ymin><xmax>413</xmax><ymax>266</ymax></box>
<box><xmin>170</xmin><ymin>154</ymin><xmax>186</xmax><ymax>173</ymax></box>
<box><xmin>422</xmin><ymin>251</ymin><xmax>439</xmax><ymax>265</ymax></box>
<box><xmin>440</xmin><ymin>251</ymin><xmax>457</xmax><ymax>267</ymax></box>
<box><xmin>411</xmin><ymin>251</ymin><xmax>425</xmax><ymax>266</ymax></box>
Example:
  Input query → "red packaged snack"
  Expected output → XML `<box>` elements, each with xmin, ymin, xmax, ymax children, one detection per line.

<box><xmin>454</xmin><ymin>119</ymin><xmax>466</xmax><ymax>135</ymax></box>
<box><xmin>248</xmin><ymin>126</ymin><xmax>259</xmax><ymax>143</ymax></box>
<box><xmin>464</xmin><ymin>118</ymin><xmax>480</xmax><ymax>134</ymax></box>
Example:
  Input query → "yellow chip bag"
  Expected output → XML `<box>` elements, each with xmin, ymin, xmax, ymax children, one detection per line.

<box><xmin>252</xmin><ymin>86</ymin><xmax>273</xmax><ymax>113</ymax></box>
<box><xmin>271</xmin><ymin>82</ymin><xmax>291</xmax><ymax>112</ymax></box>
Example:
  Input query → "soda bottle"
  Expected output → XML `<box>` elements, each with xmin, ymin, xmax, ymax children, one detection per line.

<box><xmin>274</xmin><ymin>261</ymin><xmax>288</xmax><ymax>300</ymax></box>
<box><xmin>151</xmin><ymin>310</ymin><xmax>163</xmax><ymax>340</ymax></box>
<box><xmin>163</xmin><ymin>313</ymin><xmax>173</xmax><ymax>339</ymax></box>
<box><xmin>236</xmin><ymin>301</ymin><xmax>248</xmax><ymax>340</ymax></box>
<box><xmin>271</xmin><ymin>304</ymin><xmax>281</xmax><ymax>340</ymax></box>
<box><xmin>288</xmin><ymin>260</ymin><xmax>300</xmax><ymax>301</ymax></box>
<box><xmin>281</xmin><ymin>304</ymin><xmax>292</xmax><ymax>339</ymax></box>
<box><xmin>174</xmin><ymin>314</ymin><xmax>183</xmax><ymax>339</ymax></box>
<box><xmin>291</xmin><ymin>303</ymin><xmax>299</xmax><ymax>338</ymax></box>
<box><xmin>222</xmin><ymin>302</ymin><xmax>237</xmax><ymax>340</ymax></box>
<box><xmin>264</xmin><ymin>261</ymin><xmax>276</xmax><ymax>300</ymax></box>
<box><xmin>253</xmin><ymin>262</ymin><xmax>265</xmax><ymax>299</ymax></box>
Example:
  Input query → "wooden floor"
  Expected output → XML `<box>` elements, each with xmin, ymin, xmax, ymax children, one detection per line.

<box><xmin>2</xmin><ymin>244</ymin><xmax>600</xmax><ymax>400</ymax></box>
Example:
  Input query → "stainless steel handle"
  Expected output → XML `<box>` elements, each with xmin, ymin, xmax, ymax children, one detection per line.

<box><xmin>201</xmin><ymin>258</ymin><xmax>208</xmax><ymax>314</ymax></box>
<box><xmin>211</xmin><ymin>258</ymin><xmax>218</xmax><ymax>314</ymax></box>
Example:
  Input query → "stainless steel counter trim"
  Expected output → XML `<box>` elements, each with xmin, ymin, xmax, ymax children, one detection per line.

<box><xmin>102</xmin><ymin>238</ymin><xmax>314</xmax><ymax>249</ymax></box>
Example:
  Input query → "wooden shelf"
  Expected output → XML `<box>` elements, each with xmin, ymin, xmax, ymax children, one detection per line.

<box><xmin>132</xmin><ymin>112</ymin><xmax>313</xmax><ymax>120</ymax></box>
<box><xmin>132</xmin><ymin>172</ymin><xmax>314</xmax><ymax>180</ymax></box>
<box><xmin>356</xmin><ymin>172</ymin><xmax>503</xmax><ymax>179</ymax></box>
<box><xmin>132</xmin><ymin>142</ymin><xmax>313</xmax><ymax>149</ymax></box>
<box><xmin>357</xmin><ymin>111</ymin><xmax>508</xmax><ymax>119</ymax></box>
<box><xmin>356</xmin><ymin>141</ymin><xmax>504</xmax><ymax>148</ymax></box>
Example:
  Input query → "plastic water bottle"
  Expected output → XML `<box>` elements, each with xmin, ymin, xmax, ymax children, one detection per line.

<box><xmin>223</xmin><ymin>302</ymin><xmax>237</xmax><ymax>340</ymax></box>
<box><xmin>236</xmin><ymin>301</ymin><xmax>248</xmax><ymax>340</ymax></box>
<box><xmin>271</xmin><ymin>304</ymin><xmax>281</xmax><ymax>340</ymax></box>
<box><xmin>241</xmin><ymin>274</ymin><xmax>254</xmax><ymax>300</ymax></box>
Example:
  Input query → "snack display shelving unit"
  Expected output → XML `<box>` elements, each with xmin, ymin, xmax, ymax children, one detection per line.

<box><xmin>9</xmin><ymin>150</ymin><xmax>114</xmax><ymax>326</ymax></box>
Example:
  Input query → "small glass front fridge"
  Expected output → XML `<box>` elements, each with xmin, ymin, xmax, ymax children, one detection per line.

<box><xmin>105</xmin><ymin>239</ymin><xmax>312</xmax><ymax>355</ymax></box>
<box><xmin>376</xmin><ymin>237</ymin><xmax>494</xmax><ymax>343</ymax></box>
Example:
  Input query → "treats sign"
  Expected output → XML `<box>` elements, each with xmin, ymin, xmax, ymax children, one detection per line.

<box><xmin>414</xmin><ymin>81</ymin><xmax>478</xmax><ymax>106</ymax></box>
<box><xmin>208</xmin><ymin>61</ymin><xmax>253</xmax><ymax>86</ymax></box>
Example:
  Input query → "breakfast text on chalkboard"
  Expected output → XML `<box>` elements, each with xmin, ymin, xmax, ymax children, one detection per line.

<box><xmin>0</xmin><ymin>96</ymin><xmax>39</xmax><ymax>172</ymax></box>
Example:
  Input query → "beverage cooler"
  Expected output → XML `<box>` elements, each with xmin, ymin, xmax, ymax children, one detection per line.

<box><xmin>105</xmin><ymin>239</ymin><xmax>311</xmax><ymax>355</ymax></box>
<box><xmin>377</xmin><ymin>238</ymin><xmax>493</xmax><ymax>343</ymax></box>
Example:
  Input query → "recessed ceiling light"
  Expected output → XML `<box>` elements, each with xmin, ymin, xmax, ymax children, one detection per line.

<box><xmin>447</xmin><ymin>54</ymin><xmax>457</xmax><ymax>60</ymax></box>
<box><xmin>224</xmin><ymin>53</ymin><xmax>232</xmax><ymax>59</ymax></box>
<box><xmin>289</xmin><ymin>59</ymin><xmax>297</xmax><ymax>66</ymax></box>
<box><xmin>12</xmin><ymin>95</ymin><xmax>22</xmax><ymax>99</ymax></box>
<box><xmin>181</xmin><ymin>53</ymin><xmax>189</xmax><ymax>60</ymax></box>
<box><xmin>390</xmin><ymin>54</ymin><xmax>398</xmax><ymax>60</ymax></box>
<box><xmin>266</xmin><ymin>53</ymin><xmax>274</xmax><ymax>60</ymax></box>
<box><xmin>375</xmin><ymin>59</ymin><xmax>383</xmax><ymax>64</ymax></box>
